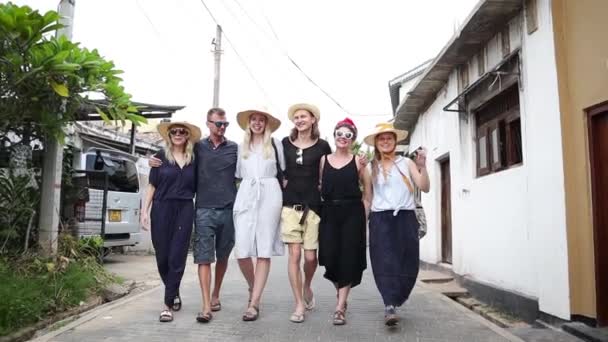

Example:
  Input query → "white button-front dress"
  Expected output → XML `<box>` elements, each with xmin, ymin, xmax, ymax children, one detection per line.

<box><xmin>233</xmin><ymin>138</ymin><xmax>286</xmax><ymax>258</ymax></box>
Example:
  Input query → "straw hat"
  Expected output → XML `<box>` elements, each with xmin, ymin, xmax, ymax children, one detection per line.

<box><xmin>236</xmin><ymin>109</ymin><xmax>281</xmax><ymax>132</ymax></box>
<box><xmin>287</xmin><ymin>103</ymin><xmax>320</xmax><ymax>122</ymax></box>
<box><xmin>363</xmin><ymin>122</ymin><xmax>408</xmax><ymax>146</ymax></box>
<box><xmin>157</xmin><ymin>121</ymin><xmax>202</xmax><ymax>143</ymax></box>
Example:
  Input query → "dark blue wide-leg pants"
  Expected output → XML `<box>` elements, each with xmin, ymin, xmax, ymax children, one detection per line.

<box><xmin>151</xmin><ymin>199</ymin><xmax>193</xmax><ymax>307</ymax></box>
<box><xmin>369</xmin><ymin>210</ymin><xmax>420</xmax><ymax>307</ymax></box>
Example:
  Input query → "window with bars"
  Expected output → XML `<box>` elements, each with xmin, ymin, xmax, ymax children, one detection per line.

<box><xmin>475</xmin><ymin>85</ymin><xmax>523</xmax><ymax>176</ymax></box>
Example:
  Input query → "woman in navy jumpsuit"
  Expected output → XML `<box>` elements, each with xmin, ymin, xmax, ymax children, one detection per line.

<box><xmin>141</xmin><ymin>121</ymin><xmax>201</xmax><ymax>322</ymax></box>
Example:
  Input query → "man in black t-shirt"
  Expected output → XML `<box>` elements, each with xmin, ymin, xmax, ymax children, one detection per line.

<box><xmin>280</xmin><ymin>103</ymin><xmax>331</xmax><ymax>323</ymax></box>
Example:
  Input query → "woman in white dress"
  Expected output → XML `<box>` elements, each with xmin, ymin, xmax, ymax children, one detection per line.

<box><xmin>233</xmin><ymin>108</ymin><xmax>285</xmax><ymax>322</ymax></box>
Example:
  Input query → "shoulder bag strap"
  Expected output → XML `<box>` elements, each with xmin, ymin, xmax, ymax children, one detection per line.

<box><xmin>392</xmin><ymin>159</ymin><xmax>415</xmax><ymax>194</ymax></box>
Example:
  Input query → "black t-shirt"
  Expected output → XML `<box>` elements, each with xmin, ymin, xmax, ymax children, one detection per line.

<box><xmin>282</xmin><ymin>137</ymin><xmax>332</xmax><ymax>208</ymax></box>
<box><xmin>149</xmin><ymin>151</ymin><xmax>196</xmax><ymax>201</ymax></box>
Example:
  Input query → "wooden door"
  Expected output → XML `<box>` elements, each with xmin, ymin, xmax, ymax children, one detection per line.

<box><xmin>440</xmin><ymin>159</ymin><xmax>452</xmax><ymax>264</ymax></box>
<box><xmin>588</xmin><ymin>104</ymin><xmax>608</xmax><ymax>326</ymax></box>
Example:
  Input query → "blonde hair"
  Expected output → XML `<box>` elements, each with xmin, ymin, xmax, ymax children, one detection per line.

<box><xmin>241</xmin><ymin>124</ymin><xmax>273</xmax><ymax>160</ymax></box>
<box><xmin>163</xmin><ymin>127</ymin><xmax>195</xmax><ymax>165</ymax></box>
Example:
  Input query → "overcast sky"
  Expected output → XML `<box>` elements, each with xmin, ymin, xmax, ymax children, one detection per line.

<box><xmin>15</xmin><ymin>0</ymin><xmax>478</xmax><ymax>145</ymax></box>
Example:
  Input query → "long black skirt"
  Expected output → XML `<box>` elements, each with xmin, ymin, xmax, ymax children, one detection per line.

<box><xmin>369</xmin><ymin>210</ymin><xmax>419</xmax><ymax>307</ymax></box>
<box><xmin>318</xmin><ymin>201</ymin><xmax>367</xmax><ymax>288</ymax></box>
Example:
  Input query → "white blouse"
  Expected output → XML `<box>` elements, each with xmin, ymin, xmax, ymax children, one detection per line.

<box><xmin>370</xmin><ymin>156</ymin><xmax>416</xmax><ymax>214</ymax></box>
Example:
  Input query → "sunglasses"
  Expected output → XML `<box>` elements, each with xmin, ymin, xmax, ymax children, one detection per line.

<box><xmin>169</xmin><ymin>128</ymin><xmax>189</xmax><ymax>136</ymax></box>
<box><xmin>208</xmin><ymin>120</ymin><xmax>230</xmax><ymax>128</ymax></box>
<box><xmin>334</xmin><ymin>131</ymin><xmax>354</xmax><ymax>140</ymax></box>
<box><xmin>296</xmin><ymin>148</ymin><xmax>303</xmax><ymax>165</ymax></box>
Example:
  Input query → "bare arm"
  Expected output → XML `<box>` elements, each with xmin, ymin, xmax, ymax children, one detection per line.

<box><xmin>360</xmin><ymin>166</ymin><xmax>373</xmax><ymax>218</ymax></box>
<box><xmin>318</xmin><ymin>155</ymin><xmax>326</xmax><ymax>191</ymax></box>
<box><xmin>408</xmin><ymin>151</ymin><xmax>430</xmax><ymax>193</ymax></box>
<box><xmin>140</xmin><ymin>184</ymin><xmax>155</xmax><ymax>231</ymax></box>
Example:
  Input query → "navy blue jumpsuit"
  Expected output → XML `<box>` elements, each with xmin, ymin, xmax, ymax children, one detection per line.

<box><xmin>149</xmin><ymin>151</ymin><xmax>196</xmax><ymax>308</ymax></box>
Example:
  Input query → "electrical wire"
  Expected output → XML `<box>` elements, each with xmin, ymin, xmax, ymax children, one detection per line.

<box><xmin>231</xmin><ymin>0</ymin><xmax>352</xmax><ymax>115</ymax></box>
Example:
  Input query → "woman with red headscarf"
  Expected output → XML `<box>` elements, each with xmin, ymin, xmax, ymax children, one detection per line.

<box><xmin>318</xmin><ymin>118</ymin><xmax>372</xmax><ymax>326</ymax></box>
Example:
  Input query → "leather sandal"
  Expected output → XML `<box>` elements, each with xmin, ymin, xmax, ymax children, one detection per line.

<box><xmin>242</xmin><ymin>305</ymin><xmax>260</xmax><ymax>322</ymax></box>
<box><xmin>333</xmin><ymin>310</ymin><xmax>346</xmax><ymax>326</ymax></box>
<box><xmin>384</xmin><ymin>313</ymin><xmax>399</xmax><ymax>326</ymax></box>
<box><xmin>210</xmin><ymin>301</ymin><xmax>222</xmax><ymax>312</ymax></box>
<box><xmin>196</xmin><ymin>311</ymin><xmax>213</xmax><ymax>323</ymax></box>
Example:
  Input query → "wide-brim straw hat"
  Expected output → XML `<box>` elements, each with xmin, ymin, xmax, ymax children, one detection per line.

<box><xmin>287</xmin><ymin>103</ymin><xmax>320</xmax><ymax>122</ymax></box>
<box><xmin>236</xmin><ymin>109</ymin><xmax>281</xmax><ymax>132</ymax></box>
<box><xmin>363</xmin><ymin>122</ymin><xmax>409</xmax><ymax>146</ymax></box>
<box><xmin>157</xmin><ymin>121</ymin><xmax>202</xmax><ymax>143</ymax></box>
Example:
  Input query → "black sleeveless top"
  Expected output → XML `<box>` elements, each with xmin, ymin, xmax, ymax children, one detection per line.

<box><xmin>321</xmin><ymin>155</ymin><xmax>362</xmax><ymax>202</ymax></box>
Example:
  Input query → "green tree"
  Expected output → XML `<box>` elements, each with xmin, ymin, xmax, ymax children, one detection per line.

<box><xmin>0</xmin><ymin>2</ymin><xmax>146</xmax><ymax>145</ymax></box>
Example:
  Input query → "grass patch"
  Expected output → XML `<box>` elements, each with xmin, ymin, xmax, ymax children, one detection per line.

<box><xmin>0</xmin><ymin>235</ymin><xmax>119</xmax><ymax>337</ymax></box>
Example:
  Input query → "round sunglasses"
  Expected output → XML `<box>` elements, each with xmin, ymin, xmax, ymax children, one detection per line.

<box><xmin>334</xmin><ymin>130</ymin><xmax>354</xmax><ymax>140</ymax></box>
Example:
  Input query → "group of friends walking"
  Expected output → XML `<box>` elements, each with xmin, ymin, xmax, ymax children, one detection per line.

<box><xmin>140</xmin><ymin>103</ymin><xmax>430</xmax><ymax>327</ymax></box>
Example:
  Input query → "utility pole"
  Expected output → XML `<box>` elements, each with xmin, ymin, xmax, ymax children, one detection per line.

<box><xmin>38</xmin><ymin>0</ymin><xmax>75</xmax><ymax>255</ymax></box>
<box><xmin>212</xmin><ymin>25</ymin><xmax>222</xmax><ymax>107</ymax></box>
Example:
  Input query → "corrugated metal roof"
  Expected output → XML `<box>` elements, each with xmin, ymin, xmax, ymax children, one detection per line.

<box><xmin>394</xmin><ymin>0</ymin><xmax>522</xmax><ymax>141</ymax></box>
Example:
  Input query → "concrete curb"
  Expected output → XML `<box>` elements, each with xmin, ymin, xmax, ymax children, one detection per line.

<box><xmin>417</xmin><ymin>281</ymin><xmax>525</xmax><ymax>342</ymax></box>
<box><xmin>30</xmin><ymin>285</ymin><xmax>161</xmax><ymax>342</ymax></box>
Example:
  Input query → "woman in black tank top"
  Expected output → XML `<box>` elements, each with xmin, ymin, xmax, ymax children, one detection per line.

<box><xmin>318</xmin><ymin>118</ymin><xmax>372</xmax><ymax>326</ymax></box>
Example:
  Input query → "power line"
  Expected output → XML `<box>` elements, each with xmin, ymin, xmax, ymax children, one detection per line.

<box><xmin>231</xmin><ymin>0</ymin><xmax>351</xmax><ymax>115</ymax></box>
<box><xmin>196</xmin><ymin>0</ymin><xmax>273</xmax><ymax>106</ymax></box>
<box><xmin>135</xmin><ymin>0</ymin><xmax>162</xmax><ymax>39</ymax></box>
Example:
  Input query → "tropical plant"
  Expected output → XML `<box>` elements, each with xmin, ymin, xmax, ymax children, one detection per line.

<box><xmin>0</xmin><ymin>169</ymin><xmax>39</xmax><ymax>254</ymax></box>
<box><xmin>0</xmin><ymin>2</ymin><xmax>146</xmax><ymax>144</ymax></box>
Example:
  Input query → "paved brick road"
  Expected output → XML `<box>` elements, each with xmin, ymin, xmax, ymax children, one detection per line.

<box><xmin>34</xmin><ymin>254</ymin><xmax>522</xmax><ymax>342</ymax></box>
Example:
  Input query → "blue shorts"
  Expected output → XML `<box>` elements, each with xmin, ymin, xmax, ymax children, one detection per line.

<box><xmin>193</xmin><ymin>208</ymin><xmax>235</xmax><ymax>264</ymax></box>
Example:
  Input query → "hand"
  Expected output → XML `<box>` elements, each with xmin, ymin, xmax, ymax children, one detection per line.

<box><xmin>140</xmin><ymin>214</ymin><xmax>150</xmax><ymax>231</ymax></box>
<box><xmin>357</xmin><ymin>152</ymin><xmax>369</xmax><ymax>168</ymax></box>
<box><xmin>414</xmin><ymin>147</ymin><xmax>427</xmax><ymax>169</ymax></box>
<box><xmin>282</xmin><ymin>179</ymin><xmax>288</xmax><ymax>189</ymax></box>
<box><xmin>148</xmin><ymin>156</ymin><xmax>162</xmax><ymax>168</ymax></box>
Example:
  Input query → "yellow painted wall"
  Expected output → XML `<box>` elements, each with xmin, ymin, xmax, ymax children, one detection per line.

<box><xmin>552</xmin><ymin>0</ymin><xmax>608</xmax><ymax>319</ymax></box>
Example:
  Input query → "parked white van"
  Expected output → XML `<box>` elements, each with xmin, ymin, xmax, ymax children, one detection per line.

<box><xmin>73</xmin><ymin>148</ymin><xmax>141</xmax><ymax>249</ymax></box>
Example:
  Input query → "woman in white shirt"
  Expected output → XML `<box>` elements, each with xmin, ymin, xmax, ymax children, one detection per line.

<box><xmin>363</xmin><ymin>122</ymin><xmax>430</xmax><ymax>327</ymax></box>
<box><xmin>233</xmin><ymin>109</ymin><xmax>285</xmax><ymax>322</ymax></box>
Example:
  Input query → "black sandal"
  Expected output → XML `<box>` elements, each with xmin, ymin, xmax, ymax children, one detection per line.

<box><xmin>172</xmin><ymin>295</ymin><xmax>182</xmax><ymax>311</ymax></box>
<box><xmin>242</xmin><ymin>305</ymin><xmax>260</xmax><ymax>322</ymax></box>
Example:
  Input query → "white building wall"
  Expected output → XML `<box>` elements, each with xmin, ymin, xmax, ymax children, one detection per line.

<box><xmin>519</xmin><ymin>0</ymin><xmax>570</xmax><ymax>319</ymax></box>
<box><xmin>406</xmin><ymin>0</ymin><xmax>570</xmax><ymax>319</ymax></box>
